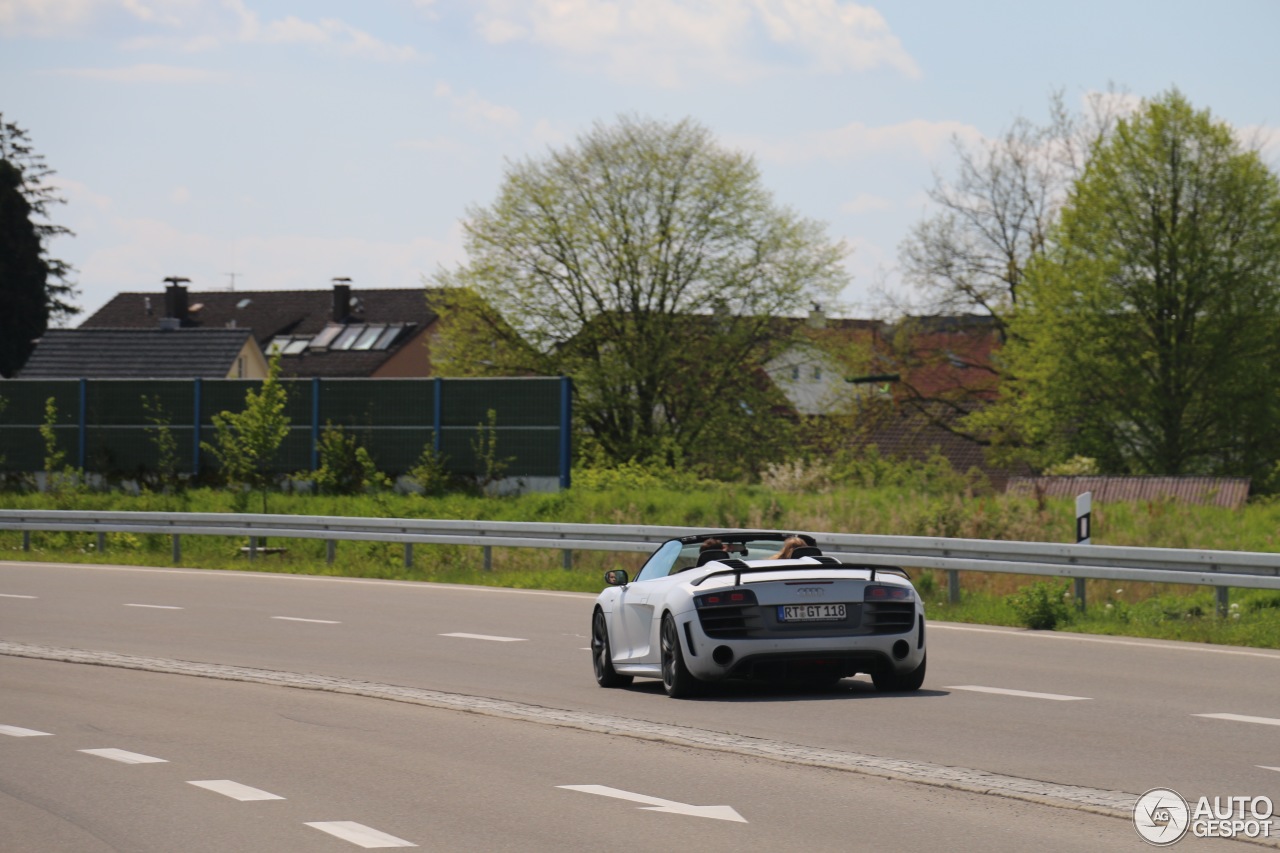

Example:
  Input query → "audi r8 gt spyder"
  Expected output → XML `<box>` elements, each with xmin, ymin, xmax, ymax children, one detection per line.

<box><xmin>590</xmin><ymin>531</ymin><xmax>927</xmax><ymax>698</ymax></box>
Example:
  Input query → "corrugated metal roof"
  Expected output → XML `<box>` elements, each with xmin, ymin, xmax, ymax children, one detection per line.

<box><xmin>1005</xmin><ymin>476</ymin><xmax>1251</xmax><ymax>509</ymax></box>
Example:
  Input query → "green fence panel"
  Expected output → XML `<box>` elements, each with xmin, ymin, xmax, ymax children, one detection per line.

<box><xmin>0</xmin><ymin>377</ymin><xmax>566</xmax><ymax>482</ymax></box>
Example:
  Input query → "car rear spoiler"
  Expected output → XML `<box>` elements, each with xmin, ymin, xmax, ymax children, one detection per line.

<box><xmin>690</xmin><ymin>558</ymin><xmax>910</xmax><ymax>587</ymax></box>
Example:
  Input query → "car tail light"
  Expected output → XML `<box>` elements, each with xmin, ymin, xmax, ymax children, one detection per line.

<box><xmin>695</xmin><ymin>589</ymin><xmax>758</xmax><ymax>609</ymax></box>
<box><xmin>864</xmin><ymin>584</ymin><xmax>913</xmax><ymax>602</ymax></box>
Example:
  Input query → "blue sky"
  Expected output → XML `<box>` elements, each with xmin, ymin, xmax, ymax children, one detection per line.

<box><xmin>3</xmin><ymin>0</ymin><xmax>1277</xmax><ymax>321</ymax></box>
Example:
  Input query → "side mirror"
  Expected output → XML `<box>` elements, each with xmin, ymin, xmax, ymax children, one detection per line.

<box><xmin>604</xmin><ymin>569</ymin><xmax>629</xmax><ymax>586</ymax></box>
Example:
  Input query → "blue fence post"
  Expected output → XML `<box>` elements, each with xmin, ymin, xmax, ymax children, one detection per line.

<box><xmin>77</xmin><ymin>378</ymin><xmax>87</xmax><ymax>471</ymax></box>
<box><xmin>192</xmin><ymin>378</ymin><xmax>202</xmax><ymax>476</ymax></box>
<box><xmin>311</xmin><ymin>377</ymin><xmax>321</xmax><ymax>471</ymax></box>
<box><xmin>559</xmin><ymin>376</ymin><xmax>572</xmax><ymax>490</ymax></box>
<box><xmin>432</xmin><ymin>377</ymin><xmax>443</xmax><ymax>455</ymax></box>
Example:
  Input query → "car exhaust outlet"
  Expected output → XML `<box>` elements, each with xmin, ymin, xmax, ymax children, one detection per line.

<box><xmin>712</xmin><ymin>645</ymin><xmax>735</xmax><ymax>666</ymax></box>
<box><xmin>892</xmin><ymin>640</ymin><xmax>910</xmax><ymax>660</ymax></box>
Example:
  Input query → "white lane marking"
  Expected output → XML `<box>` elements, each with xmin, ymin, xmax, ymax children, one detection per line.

<box><xmin>271</xmin><ymin>616</ymin><xmax>341</xmax><ymax>624</ymax></box>
<box><xmin>559</xmin><ymin>785</ymin><xmax>747</xmax><ymax>822</ymax></box>
<box><xmin>0</xmin><ymin>560</ymin><xmax>592</xmax><ymax>599</ymax></box>
<box><xmin>305</xmin><ymin>821</ymin><xmax>416</xmax><ymax>848</ymax></box>
<box><xmin>0</xmin><ymin>725</ymin><xmax>52</xmax><ymax>737</ymax></box>
<box><xmin>188</xmin><ymin>780</ymin><xmax>284</xmax><ymax>801</ymax></box>
<box><xmin>0</xmin><ymin>593</ymin><xmax>37</xmax><ymax>599</ymax></box>
<box><xmin>79</xmin><ymin>748</ymin><xmax>168</xmax><ymax>764</ymax></box>
<box><xmin>1260</xmin><ymin>766</ymin><xmax>1280</xmax><ymax>773</ymax></box>
<box><xmin>124</xmin><ymin>603</ymin><xmax>184</xmax><ymax>610</ymax></box>
<box><xmin>946</xmin><ymin>685</ymin><xmax>1091</xmax><ymax>701</ymax></box>
<box><xmin>439</xmin><ymin>632</ymin><xmax>527</xmax><ymax>642</ymax></box>
<box><xmin>1194</xmin><ymin>713</ymin><xmax>1280</xmax><ymax>727</ymax></box>
<box><xmin>931</xmin><ymin>623</ymin><xmax>1280</xmax><ymax>661</ymax></box>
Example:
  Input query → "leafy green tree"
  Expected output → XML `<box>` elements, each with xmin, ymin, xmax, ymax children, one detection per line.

<box><xmin>893</xmin><ymin>91</ymin><xmax>1126</xmax><ymax>438</ymax></box>
<box><xmin>433</xmin><ymin>115</ymin><xmax>847</xmax><ymax>471</ymax></box>
<box><xmin>142</xmin><ymin>394</ymin><xmax>181</xmax><ymax>492</ymax></box>
<box><xmin>0</xmin><ymin>115</ymin><xmax>77</xmax><ymax>377</ymax></box>
<box><xmin>203</xmin><ymin>353</ymin><xmax>291</xmax><ymax>512</ymax></box>
<box><xmin>0</xmin><ymin>160</ymin><xmax>47</xmax><ymax>377</ymax></box>
<box><xmin>980</xmin><ymin>91</ymin><xmax>1280</xmax><ymax>477</ymax></box>
<box><xmin>308</xmin><ymin>423</ymin><xmax>389</xmax><ymax>495</ymax></box>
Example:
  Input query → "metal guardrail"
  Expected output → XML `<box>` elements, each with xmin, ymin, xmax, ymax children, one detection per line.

<box><xmin>2</xmin><ymin>510</ymin><xmax>1279</xmax><ymax>608</ymax></box>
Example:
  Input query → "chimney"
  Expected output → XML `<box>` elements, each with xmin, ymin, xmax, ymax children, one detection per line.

<box><xmin>332</xmin><ymin>277</ymin><xmax>352</xmax><ymax>322</ymax></box>
<box><xmin>807</xmin><ymin>302</ymin><xmax>827</xmax><ymax>330</ymax></box>
<box><xmin>162</xmin><ymin>277</ymin><xmax>190</xmax><ymax>325</ymax></box>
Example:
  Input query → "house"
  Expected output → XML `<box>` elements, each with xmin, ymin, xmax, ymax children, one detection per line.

<box><xmin>17</xmin><ymin>327</ymin><xmax>267</xmax><ymax>379</ymax></box>
<box><xmin>80</xmin><ymin>279</ymin><xmax>445</xmax><ymax>378</ymax></box>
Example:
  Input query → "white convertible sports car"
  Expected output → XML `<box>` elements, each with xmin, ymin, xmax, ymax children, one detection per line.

<box><xmin>591</xmin><ymin>531</ymin><xmax>927</xmax><ymax>698</ymax></box>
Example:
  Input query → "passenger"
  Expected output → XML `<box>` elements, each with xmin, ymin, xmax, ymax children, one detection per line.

<box><xmin>770</xmin><ymin>535</ymin><xmax>806</xmax><ymax>560</ymax></box>
<box><xmin>699</xmin><ymin>538</ymin><xmax>725</xmax><ymax>553</ymax></box>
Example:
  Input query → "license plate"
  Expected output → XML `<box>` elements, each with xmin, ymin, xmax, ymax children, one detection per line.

<box><xmin>778</xmin><ymin>603</ymin><xmax>847</xmax><ymax>622</ymax></box>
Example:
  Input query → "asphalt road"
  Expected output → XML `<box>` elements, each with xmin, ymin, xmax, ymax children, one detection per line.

<box><xmin>2</xmin><ymin>559</ymin><xmax>1278</xmax><ymax>851</ymax></box>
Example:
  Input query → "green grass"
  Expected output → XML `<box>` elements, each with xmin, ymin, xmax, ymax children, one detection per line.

<box><xmin>3</xmin><ymin>484</ymin><xmax>1279</xmax><ymax>647</ymax></box>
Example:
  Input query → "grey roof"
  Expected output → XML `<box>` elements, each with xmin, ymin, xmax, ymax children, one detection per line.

<box><xmin>80</xmin><ymin>286</ymin><xmax>443</xmax><ymax>378</ymax></box>
<box><xmin>18</xmin><ymin>328</ymin><xmax>255</xmax><ymax>378</ymax></box>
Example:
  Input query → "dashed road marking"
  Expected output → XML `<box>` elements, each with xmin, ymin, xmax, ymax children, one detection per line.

<box><xmin>2</xmin><ymin>640</ymin><xmax>1140</xmax><ymax>817</ymax></box>
<box><xmin>931</xmin><ymin>623</ymin><xmax>1280</xmax><ymax>661</ymax></box>
<box><xmin>188</xmin><ymin>780</ymin><xmax>285</xmax><ymax>801</ymax></box>
<box><xmin>305</xmin><ymin>821</ymin><xmax>416</xmax><ymax>848</ymax></box>
<box><xmin>272</xmin><ymin>616</ymin><xmax>341</xmax><ymax>624</ymax></box>
<box><xmin>79</xmin><ymin>748</ymin><xmax>168</xmax><ymax>764</ymax></box>
<box><xmin>1194</xmin><ymin>713</ymin><xmax>1280</xmax><ymax>727</ymax></box>
<box><xmin>440</xmin><ymin>633</ymin><xmax>526</xmax><ymax>642</ymax></box>
<box><xmin>0</xmin><ymin>593</ymin><xmax>37</xmax><ymax>599</ymax></box>
<box><xmin>125</xmin><ymin>603</ymin><xmax>184</xmax><ymax>610</ymax></box>
<box><xmin>1260</xmin><ymin>766</ymin><xmax>1280</xmax><ymax>773</ymax></box>
<box><xmin>0</xmin><ymin>725</ymin><xmax>52</xmax><ymax>737</ymax></box>
<box><xmin>946</xmin><ymin>685</ymin><xmax>1091</xmax><ymax>701</ymax></box>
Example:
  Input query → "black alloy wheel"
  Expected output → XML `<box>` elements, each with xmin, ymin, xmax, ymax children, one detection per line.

<box><xmin>592</xmin><ymin>607</ymin><xmax>632</xmax><ymax>688</ymax></box>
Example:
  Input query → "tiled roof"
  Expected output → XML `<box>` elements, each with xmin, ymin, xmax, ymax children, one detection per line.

<box><xmin>1005</xmin><ymin>476</ymin><xmax>1251</xmax><ymax>509</ymax></box>
<box><xmin>17</xmin><ymin>328</ymin><xmax>254</xmax><ymax>378</ymax></box>
<box><xmin>850</xmin><ymin>403</ymin><xmax>1032</xmax><ymax>490</ymax></box>
<box><xmin>80</xmin><ymin>286</ymin><xmax>444</xmax><ymax>378</ymax></box>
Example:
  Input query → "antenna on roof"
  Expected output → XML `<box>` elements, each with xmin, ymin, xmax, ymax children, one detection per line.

<box><xmin>225</xmin><ymin>272</ymin><xmax>242</xmax><ymax>291</ymax></box>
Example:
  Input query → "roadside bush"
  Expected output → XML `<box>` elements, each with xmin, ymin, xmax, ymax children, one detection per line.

<box><xmin>1007</xmin><ymin>581</ymin><xmax>1073</xmax><ymax>630</ymax></box>
<box><xmin>308</xmin><ymin>423</ymin><xmax>390</xmax><ymax>495</ymax></box>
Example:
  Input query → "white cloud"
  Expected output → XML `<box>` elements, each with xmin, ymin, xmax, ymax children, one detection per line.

<box><xmin>741</xmin><ymin>118</ymin><xmax>984</xmax><ymax>166</ymax></box>
<box><xmin>433</xmin><ymin>82</ymin><xmax>520</xmax><ymax>129</ymax></box>
<box><xmin>2</xmin><ymin>0</ymin><xmax>419</xmax><ymax>62</ymax></box>
<box><xmin>170</xmin><ymin>185</ymin><xmax>190</xmax><ymax>204</ymax></box>
<box><xmin>839</xmin><ymin>192</ymin><xmax>891</xmax><ymax>214</ymax></box>
<box><xmin>466</xmin><ymin>0</ymin><xmax>919</xmax><ymax>86</ymax></box>
<box><xmin>48</xmin><ymin>63</ymin><xmax>227</xmax><ymax>83</ymax></box>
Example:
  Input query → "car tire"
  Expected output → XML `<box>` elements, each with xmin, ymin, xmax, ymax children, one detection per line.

<box><xmin>660</xmin><ymin>613</ymin><xmax>701</xmax><ymax>699</ymax></box>
<box><xmin>871</xmin><ymin>653</ymin><xmax>926</xmax><ymax>693</ymax></box>
<box><xmin>592</xmin><ymin>607</ymin><xmax>633</xmax><ymax>688</ymax></box>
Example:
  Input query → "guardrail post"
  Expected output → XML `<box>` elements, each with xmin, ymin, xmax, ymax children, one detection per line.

<box><xmin>404</xmin><ymin>543</ymin><xmax>414</xmax><ymax>568</ymax></box>
<box><xmin>96</xmin><ymin>531</ymin><xmax>106</xmax><ymax>553</ymax></box>
<box><xmin>23</xmin><ymin>530</ymin><xmax>31</xmax><ymax>551</ymax></box>
<box><xmin>248</xmin><ymin>536</ymin><xmax>257</xmax><ymax>561</ymax></box>
<box><xmin>326</xmin><ymin>539</ymin><xmax>336</xmax><ymax>564</ymax></box>
<box><xmin>1216</xmin><ymin>585</ymin><xmax>1230</xmax><ymax>618</ymax></box>
<box><xmin>171</xmin><ymin>534</ymin><xmax>181</xmax><ymax>565</ymax></box>
<box><xmin>563</xmin><ymin>549</ymin><xmax>573</xmax><ymax>570</ymax></box>
<box><xmin>1075</xmin><ymin>492</ymin><xmax>1092</xmax><ymax>612</ymax></box>
<box><xmin>483</xmin><ymin>545</ymin><xmax>492</xmax><ymax>571</ymax></box>
<box><xmin>947</xmin><ymin>569</ymin><xmax>960</xmax><ymax>604</ymax></box>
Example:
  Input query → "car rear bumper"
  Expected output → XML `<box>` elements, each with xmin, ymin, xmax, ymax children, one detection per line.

<box><xmin>676</xmin><ymin>610</ymin><xmax>925</xmax><ymax>681</ymax></box>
